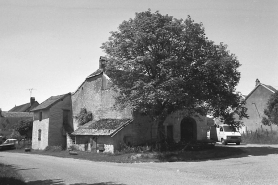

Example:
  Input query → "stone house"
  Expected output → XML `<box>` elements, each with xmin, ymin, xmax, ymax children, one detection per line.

<box><xmin>31</xmin><ymin>93</ymin><xmax>73</xmax><ymax>150</ymax></box>
<box><xmin>70</xmin><ymin>57</ymin><xmax>155</xmax><ymax>153</ymax></box>
<box><xmin>240</xmin><ymin>79</ymin><xmax>278</xmax><ymax>133</ymax></box>
<box><xmin>70</xmin><ymin>57</ymin><xmax>211</xmax><ymax>153</ymax></box>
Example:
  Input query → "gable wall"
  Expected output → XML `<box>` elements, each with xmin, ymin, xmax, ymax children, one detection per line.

<box><xmin>33</xmin><ymin>109</ymin><xmax>49</xmax><ymax>121</ymax></box>
<box><xmin>48</xmin><ymin>95</ymin><xmax>72</xmax><ymax>148</ymax></box>
<box><xmin>242</xmin><ymin>85</ymin><xmax>278</xmax><ymax>132</ymax></box>
<box><xmin>72</xmin><ymin>75</ymin><xmax>132</xmax><ymax>130</ymax></box>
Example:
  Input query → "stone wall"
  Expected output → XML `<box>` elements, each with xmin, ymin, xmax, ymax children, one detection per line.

<box><xmin>72</xmin><ymin>74</ymin><xmax>132</xmax><ymax>130</ymax></box>
<box><xmin>163</xmin><ymin>110</ymin><xmax>208</xmax><ymax>142</ymax></box>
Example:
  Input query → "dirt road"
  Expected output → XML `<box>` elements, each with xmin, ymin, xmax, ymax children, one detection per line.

<box><xmin>1</xmin><ymin>144</ymin><xmax>278</xmax><ymax>185</ymax></box>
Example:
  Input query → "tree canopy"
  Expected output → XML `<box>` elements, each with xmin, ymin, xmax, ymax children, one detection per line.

<box><xmin>262</xmin><ymin>91</ymin><xmax>278</xmax><ymax>126</ymax></box>
<box><xmin>101</xmin><ymin>10</ymin><xmax>247</xmax><ymax>131</ymax></box>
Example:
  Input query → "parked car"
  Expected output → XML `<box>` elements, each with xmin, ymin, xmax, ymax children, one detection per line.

<box><xmin>0</xmin><ymin>139</ymin><xmax>18</xmax><ymax>151</ymax></box>
<box><xmin>210</xmin><ymin>124</ymin><xmax>241</xmax><ymax>145</ymax></box>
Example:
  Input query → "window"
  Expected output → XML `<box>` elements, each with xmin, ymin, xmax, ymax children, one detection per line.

<box><xmin>39</xmin><ymin>112</ymin><xmax>42</xmax><ymax>121</ymax></box>
<box><xmin>38</xmin><ymin>129</ymin><xmax>41</xmax><ymax>141</ymax></box>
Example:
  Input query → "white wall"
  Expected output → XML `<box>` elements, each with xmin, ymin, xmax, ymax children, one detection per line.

<box><xmin>32</xmin><ymin>118</ymin><xmax>49</xmax><ymax>150</ymax></box>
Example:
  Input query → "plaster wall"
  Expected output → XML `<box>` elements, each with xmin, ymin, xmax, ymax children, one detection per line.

<box><xmin>32</xmin><ymin>118</ymin><xmax>49</xmax><ymax>150</ymax></box>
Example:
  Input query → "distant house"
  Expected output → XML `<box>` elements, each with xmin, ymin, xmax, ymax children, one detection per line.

<box><xmin>9</xmin><ymin>97</ymin><xmax>39</xmax><ymax>112</ymax></box>
<box><xmin>0</xmin><ymin>97</ymin><xmax>38</xmax><ymax>138</ymax></box>
<box><xmin>31</xmin><ymin>93</ymin><xmax>73</xmax><ymax>150</ymax></box>
<box><xmin>241</xmin><ymin>79</ymin><xmax>278</xmax><ymax>133</ymax></box>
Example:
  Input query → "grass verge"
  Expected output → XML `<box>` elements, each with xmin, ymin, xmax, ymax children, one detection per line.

<box><xmin>0</xmin><ymin>163</ymin><xmax>26</xmax><ymax>185</ymax></box>
<box><xmin>9</xmin><ymin>145</ymin><xmax>245</xmax><ymax>163</ymax></box>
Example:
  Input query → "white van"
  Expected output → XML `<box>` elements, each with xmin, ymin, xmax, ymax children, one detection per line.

<box><xmin>210</xmin><ymin>124</ymin><xmax>241</xmax><ymax>145</ymax></box>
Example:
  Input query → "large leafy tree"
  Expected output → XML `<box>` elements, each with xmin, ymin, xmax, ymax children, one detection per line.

<box><xmin>262</xmin><ymin>91</ymin><xmax>278</xmax><ymax>126</ymax></box>
<box><xmin>101</xmin><ymin>10</ymin><xmax>247</xmax><ymax>139</ymax></box>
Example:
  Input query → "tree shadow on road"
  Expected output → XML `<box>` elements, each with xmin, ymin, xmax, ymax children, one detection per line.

<box><xmin>27</xmin><ymin>179</ymin><xmax>64</xmax><ymax>185</ymax></box>
<box><xmin>157</xmin><ymin>145</ymin><xmax>278</xmax><ymax>162</ymax></box>
<box><xmin>26</xmin><ymin>179</ymin><xmax>125</xmax><ymax>185</ymax></box>
<box><xmin>71</xmin><ymin>183</ymin><xmax>125</xmax><ymax>185</ymax></box>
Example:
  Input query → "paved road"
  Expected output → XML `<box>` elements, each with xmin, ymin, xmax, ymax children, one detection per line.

<box><xmin>1</xmin><ymin>144</ymin><xmax>278</xmax><ymax>185</ymax></box>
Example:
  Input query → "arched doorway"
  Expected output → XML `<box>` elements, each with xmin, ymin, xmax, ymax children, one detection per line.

<box><xmin>180</xmin><ymin>117</ymin><xmax>197</xmax><ymax>142</ymax></box>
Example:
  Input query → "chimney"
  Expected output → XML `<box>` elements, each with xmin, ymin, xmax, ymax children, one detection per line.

<box><xmin>255</xmin><ymin>78</ymin><xmax>260</xmax><ymax>86</ymax></box>
<box><xmin>30</xmin><ymin>97</ymin><xmax>35</xmax><ymax>106</ymax></box>
<box><xmin>99</xmin><ymin>56</ymin><xmax>106</xmax><ymax>71</ymax></box>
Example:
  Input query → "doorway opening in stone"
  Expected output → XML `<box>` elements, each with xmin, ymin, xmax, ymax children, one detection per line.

<box><xmin>180</xmin><ymin>117</ymin><xmax>197</xmax><ymax>142</ymax></box>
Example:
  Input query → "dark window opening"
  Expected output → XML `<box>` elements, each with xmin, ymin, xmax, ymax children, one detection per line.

<box><xmin>38</xmin><ymin>129</ymin><xmax>41</xmax><ymax>141</ymax></box>
<box><xmin>39</xmin><ymin>112</ymin><xmax>42</xmax><ymax>121</ymax></box>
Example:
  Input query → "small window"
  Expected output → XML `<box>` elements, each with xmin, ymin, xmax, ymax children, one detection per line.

<box><xmin>38</xmin><ymin>129</ymin><xmax>41</xmax><ymax>141</ymax></box>
<box><xmin>39</xmin><ymin>112</ymin><xmax>42</xmax><ymax>121</ymax></box>
<box><xmin>220</xmin><ymin>127</ymin><xmax>223</xmax><ymax>132</ymax></box>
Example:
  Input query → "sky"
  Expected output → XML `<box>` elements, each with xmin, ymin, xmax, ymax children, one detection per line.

<box><xmin>0</xmin><ymin>0</ymin><xmax>277</xmax><ymax>111</ymax></box>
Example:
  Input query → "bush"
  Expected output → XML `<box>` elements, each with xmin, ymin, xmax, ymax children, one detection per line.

<box><xmin>44</xmin><ymin>145</ymin><xmax>63</xmax><ymax>152</ymax></box>
<box><xmin>118</xmin><ymin>143</ymin><xmax>152</xmax><ymax>154</ymax></box>
<box><xmin>68</xmin><ymin>145</ymin><xmax>79</xmax><ymax>151</ymax></box>
<box><xmin>242</xmin><ymin>129</ymin><xmax>278</xmax><ymax>144</ymax></box>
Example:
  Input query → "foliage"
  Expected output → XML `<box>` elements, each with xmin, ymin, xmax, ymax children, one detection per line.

<box><xmin>101</xmin><ymin>10</ymin><xmax>247</xmax><ymax>136</ymax></box>
<box><xmin>44</xmin><ymin>145</ymin><xmax>63</xmax><ymax>152</ymax></box>
<box><xmin>13</xmin><ymin>119</ymin><xmax>33</xmax><ymax>139</ymax></box>
<box><xmin>75</xmin><ymin>108</ymin><xmax>93</xmax><ymax>126</ymax></box>
<box><xmin>242</xmin><ymin>129</ymin><xmax>278</xmax><ymax>144</ymax></box>
<box><xmin>262</xmin><ymin>91</ymin><xmax>278</xmax><ymax>126</ymax></box>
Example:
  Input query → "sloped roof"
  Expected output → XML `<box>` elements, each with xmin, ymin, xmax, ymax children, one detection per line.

<box><xmin>72</xmin><ymin>69</ymin><xmax>104</xmax><ymax>95</ymax></box>
<box><xmin>86</xmin><ymin>68</ymin><xmax>104</xmax><ymax>79</ymax></box>
<box><xmin>9</xmin><ymin>101</ymin><xmax>39</xmax><ymax>112</ymax></box>
<box><xmin>31</xmin><ymin>93</ymin><xmax>71</xmax><ymax>112</ymax></box>
<box><xmin>263</xmin><ymin>84</ymin><xmax>277</xmax><ymax>93</ymax></box>
<box><xmin>245</xmin><ymin>83</ymin><xmax>277</xmax><ymax>101</ymax></box>
<box><xmin>71</xmin><ymin>119</ymin><xmax>132</xmax><ymax>136</ymax></box>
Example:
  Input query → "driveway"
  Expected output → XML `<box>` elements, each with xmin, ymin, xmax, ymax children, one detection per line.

<box><xmin>1</xmin><ymin>144</ymin><xmax>278</xmax><ymax>185</ymax></box>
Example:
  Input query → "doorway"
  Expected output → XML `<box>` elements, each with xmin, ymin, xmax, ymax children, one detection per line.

<box><xmin>180</xmin><ymin>117</ymin><xmax>197</xmax><ymax>142</ymax></box>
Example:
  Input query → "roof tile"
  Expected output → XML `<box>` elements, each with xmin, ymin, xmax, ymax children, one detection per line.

<box><xmin>72</xmin><ymin>119</ymin><xmax>132</xmax><ymax>136</ymax></box>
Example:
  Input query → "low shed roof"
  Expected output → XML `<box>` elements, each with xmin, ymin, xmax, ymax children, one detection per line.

<box><xmin>71</xmin><ymin>119</ymin><xmax>133</xmax><ymax>137</ymax></box>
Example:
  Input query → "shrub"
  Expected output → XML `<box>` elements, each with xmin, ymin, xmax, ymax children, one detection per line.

<box><xmin>44</xmin><ymin>145</ymin><xmax>63</xmax><ymax>152</ymax></box>
<box><xmin>75</xmin><ymin>108</ymin><xmax>93</xmax><ymax>126</ymax></box>
<box><xmin>242</xmin><ymin>129</ymin><xmax>278</xmax><ymax>144</ymax></box>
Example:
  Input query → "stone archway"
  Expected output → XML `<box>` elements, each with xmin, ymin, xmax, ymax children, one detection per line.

<box><xmin>180</xmin><ymin>117</ymin><xmax>197</xmax><ymax>142</ymax></box>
